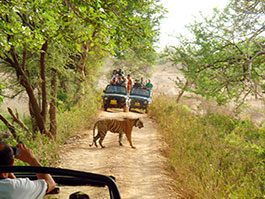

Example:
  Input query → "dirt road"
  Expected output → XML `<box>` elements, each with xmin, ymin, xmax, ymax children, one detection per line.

<box><xmin>58</xmin><ymin>109</ymin><xmax>179</xmax><ymax>199</ymax></box>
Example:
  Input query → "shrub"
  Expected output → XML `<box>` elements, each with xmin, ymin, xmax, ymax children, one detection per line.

<box><xmin>1</xmin><ymin>86</ymin><xmax>100</xmax><ymax>167</ymax></box>
<box><xmin>150</xmin><ymin>96</ymin><xmax>265</xmax><ymax>198</ymax></box>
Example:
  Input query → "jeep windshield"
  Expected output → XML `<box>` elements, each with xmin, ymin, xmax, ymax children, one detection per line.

<box><xmin>130</xmin><ymin>87</ymin><xmax>151</xmax><ymax>97</ymax></box>
<box><xmin>105</xmin><ymin>85</ymin><xmax>127</xmax><ymax>95</ymax></box>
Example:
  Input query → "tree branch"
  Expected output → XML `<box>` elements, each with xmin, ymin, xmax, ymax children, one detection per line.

<box><xmin>0</xmin><ymin>90</ymin><xmax>24</xmax><ymax>99</ymax></box>
<box><xmin>7</xmin><ymin>107</ymin><xmax>30</xmax><ymax>133</ymax></box>
<box><xmin>16</xmin><ymin>12</ymin><xmax>35</xmax><ymax>31</ymax></box>
<box><xmin>0</xmin><ymin>114</ymin><xmax>20</xmax><ymax>142</ymax></box>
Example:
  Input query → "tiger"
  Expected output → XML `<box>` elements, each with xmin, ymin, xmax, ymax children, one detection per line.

<box><xmin>89</xmin><ymin>118</ymin><xmax>144</xmax><ymax>149</ymax></box>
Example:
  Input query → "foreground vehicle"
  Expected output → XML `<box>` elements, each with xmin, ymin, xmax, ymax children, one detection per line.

<box><xmin>129</xmin><ymin>87</ymin><xmax>152</xmax><ymax>113</ymax></box>
<box><xmin>0</xmin><ymin>166</ymin><xmax>121</xmax><ymax>199</ymax></box>
<box><xmin>102</xmin><ymin>84</ymin><xmax>128</xmax><ymax>112</ymax></box>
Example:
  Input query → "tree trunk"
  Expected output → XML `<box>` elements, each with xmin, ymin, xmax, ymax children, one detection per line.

<box><xmin>76</xmin><ymin>29</ymin><xmax>98</xmax><ymax>78</ymax></box>
<box><xmin>29</xmin><ymin>100</ymin><xmax>38</xmax><ymax>133</ymax></box>
<box><xmin>21</xmin><ymin>74</ymin><xmax>46</xmax><ymax>134</ymax></box>
<box><xmin>40</xmin><ymin>41</ymin><xmax>48</xmax><ymax>123</ymax></box>
<box><xmin>49</xmin><ymin>68</ymin><xmax>57</xmax><ymax>137</ymax></box>
<box><xmin>77</xmin><ymin>42</ymin><xmax>88</xmax><ymax>79</ymax></box>
<box><xmin>9</xmin><ymin>47</ymin><xmax>47</xmax><ymax>135</ymax></box>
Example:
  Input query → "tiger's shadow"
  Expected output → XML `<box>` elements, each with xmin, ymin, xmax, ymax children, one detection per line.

<box><xmin>85</xmin><ymin>144</ymin><xmax>133</xmax><ymax>151</ymax></box>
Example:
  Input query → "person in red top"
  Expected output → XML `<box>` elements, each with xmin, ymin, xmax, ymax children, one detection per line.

<box><xmin>127</xmin><ymin>74</ymin><xmax>132</xmax><ymax>94</ymax></box>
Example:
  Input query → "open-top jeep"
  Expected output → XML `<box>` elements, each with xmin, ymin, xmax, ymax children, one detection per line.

<box><xmin>102</xmin><ymin>84</ymin><xmax>128</xmax><ymax>112</ymax></box>
<box><xmin>129</xmin><ymin>87</ymin><xmax>152</xmax><ymax>113</ymax></box>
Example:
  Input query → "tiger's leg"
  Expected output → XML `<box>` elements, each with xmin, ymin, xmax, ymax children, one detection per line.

<box><xmin>119</xmin><ymin>133</ymin><xmax>123</xmax><ymax>146</ymax></box>
<box><xmin>125</xmin><ymin>132</ymin><xmax>136</xmax><ymax>149</ymax></box>
<box><xmin>93</xmin><ymin>133</ymin><xmax>101</xmax><ymax>147</ymax></box>
<box><xmin>99</xmin><ymin>132</ymin><xmax>107</xmax><ymax>148</ymax></box>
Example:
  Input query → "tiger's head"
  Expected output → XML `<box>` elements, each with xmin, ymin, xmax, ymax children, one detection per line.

<box><xmin>135</xmin><ymin>118</ymin><xmax>144</xmax><ymax>129</ymax></box>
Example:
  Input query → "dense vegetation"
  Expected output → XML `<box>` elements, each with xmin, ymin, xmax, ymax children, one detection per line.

<box><xmin>150</xmin><ymin>96</ymin><xmax>265</xmax><ymax>198</ymax></box>
<box><xmin>0</xmin><ymin>0</ymin><xmax>164</xmax><ymax>164</ymax></box>
<box><xmin>155</xmin><ymin>0</ymin><xmax>265</xmax><ymax>197</ymax></box>
<box><xmin>1</xmin><ymin>87</ymin><xmax>99</xmax><ymax>166</ymax></box>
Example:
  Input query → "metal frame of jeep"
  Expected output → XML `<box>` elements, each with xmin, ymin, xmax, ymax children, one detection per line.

<box><xmin>0</xmin><ymin>166</ymin><xmax>121</xmax><ymax>199</ymax></box>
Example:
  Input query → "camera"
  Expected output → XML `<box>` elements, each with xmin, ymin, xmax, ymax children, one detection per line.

<box><xmin>11</xmin><ymin>146</ymin><xmax>20</xmax><ymax>156</ymax></box>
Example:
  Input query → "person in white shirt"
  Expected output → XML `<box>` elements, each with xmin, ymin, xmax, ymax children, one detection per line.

<box><xmin>0</xmin><ymin>142</ymin><xmax>56</xmax><ymax>199</ymax></box>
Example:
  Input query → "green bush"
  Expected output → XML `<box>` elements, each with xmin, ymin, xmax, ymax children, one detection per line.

<box><xmin>56</xmin><ymin>87</ymin><xmax>101</xmax><ymax>142</ymax></box>
<box><xmin>1</xmin><ymin>86</ymin><xmax>100</xmax><ymax>167</ymax></box>
<box><xmin>150</xmin><ymin>96</ymin><xmax>265</xmax><ymax>198</ymax></box>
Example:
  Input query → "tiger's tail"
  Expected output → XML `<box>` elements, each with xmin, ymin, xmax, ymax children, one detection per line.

<box><xmin>89</xmin><ymin>121</ymin><xmax>98</xmax><ymax>147</ymax></box>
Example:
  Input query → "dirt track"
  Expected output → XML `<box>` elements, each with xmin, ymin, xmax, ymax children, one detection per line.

<box><xmin>58</xmin><ymin>64</ymin><xmax>180</xmax><ymax>198</ymax></box>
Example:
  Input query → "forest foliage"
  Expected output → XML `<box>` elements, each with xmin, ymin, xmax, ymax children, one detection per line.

<box><xmin>154</xmin><ymin>0</ymin><xmax>265</xmax><ymax>197</ymax></box>
<box><xmin>0</xmin><ymin>0</ymin><xmax>164</xmax><ymax>140</ymax></box>
<box><xmin>167</xmin><ymin>0</ymin><xmax>265</xmax><ymax>107</ymax></box>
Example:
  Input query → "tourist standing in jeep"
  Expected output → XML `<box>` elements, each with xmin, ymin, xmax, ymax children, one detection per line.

<box><xmin>145</xmin><ymin>79</ymin><xmax>153</xmax><ymax>90</ymax></box>
<box><xmin>127</xmin><ymin>74</ymin><xmax>132</xmax><ymax>93</ymax></box>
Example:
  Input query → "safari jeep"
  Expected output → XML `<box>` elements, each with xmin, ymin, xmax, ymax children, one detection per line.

<box><xmin>129</xmin><ymin>87</ymin><xmax>152</xmax><ymax>113</ymax></box>
<box><xmin>102</xmin><ymin>84</ymin><xmax>128</xmax><ymax>112</ymax></box>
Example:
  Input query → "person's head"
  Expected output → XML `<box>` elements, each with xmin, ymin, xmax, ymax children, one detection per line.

<box><xmin>127</xmin><ymin>74</ymin><xmax>130</xmax><ymax>78</ymax></box>
<box><xmin>0</xmin><ymin>142</ymin><xmax>14</xmax><ymax>166</ymax></box>
<box><xmin>69</xmin><ymin>191</ymin><xmax>90</xmax><ymax>199</ymax></box>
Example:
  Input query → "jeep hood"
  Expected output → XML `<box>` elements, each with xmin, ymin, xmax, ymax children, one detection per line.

<box><xmin>129</xmin><ymin>95</ymin><xmax>151</xmax><ymax>102</ymax></box>
<box><xmin>103</xmin><ymin>93</ymin><xmax>127</xmax><ymax>98</ymax></box>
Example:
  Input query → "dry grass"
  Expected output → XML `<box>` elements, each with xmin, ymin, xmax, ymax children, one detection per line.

<box><xmin>149</xmin><ymin>95</ymin><xmax>265</xmax><ymax>198</ymax></box>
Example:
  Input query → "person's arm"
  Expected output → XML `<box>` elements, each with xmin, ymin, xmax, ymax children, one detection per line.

<box><xmin>7</xmin><ymin>173</ymin><xmax>16</xmax><ymax>179</ymax></box>
<box><xmin>15</xmin><ymin>144</ymin><xmax>56</xmax><ymax>193</ymax></box>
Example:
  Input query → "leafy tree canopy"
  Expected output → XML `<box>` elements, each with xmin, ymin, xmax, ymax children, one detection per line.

<box><xmin>167</xmin><ymin>0</ymin><xmax>265</xmax><ymax>105</ymax></box>
<box><xmin>0</xmin><ymin>0</ymin><xmax>165</xmax><ymax>136</ymax></box>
